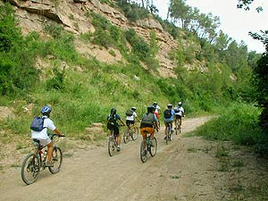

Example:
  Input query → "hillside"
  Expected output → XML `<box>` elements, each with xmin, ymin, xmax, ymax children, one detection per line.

<box><xmin>7</xmin><ymin>0</ymin><xmax>186</xmax><ymax>77</ymax></box>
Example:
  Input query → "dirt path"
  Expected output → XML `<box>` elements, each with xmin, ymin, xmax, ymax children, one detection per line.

<box><xmin>0</xmin><ymin>116</ymin><xmax>268</xmax><ymax>201</ymax></box>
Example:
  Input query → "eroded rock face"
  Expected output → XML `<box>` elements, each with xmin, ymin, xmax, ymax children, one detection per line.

<box><xmin>5</xmin><ymin>0</ymin><xmax>183</xmax><ymax>77</ymax></box>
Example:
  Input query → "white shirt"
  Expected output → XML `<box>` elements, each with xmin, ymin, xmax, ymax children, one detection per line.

<box><xmin>31</xmin><ymin>116</ymin><xmax>56</xmax><ymax>139</ymax></box>
<box><xmin>155</xmin><ymin>105</ymin><xmax>161</xmax><ymax>114</ymax></box>
<box><xmin>126</xmin><ymin>111</ymin><xmax>138</xmax><ymax>121</ymax></box>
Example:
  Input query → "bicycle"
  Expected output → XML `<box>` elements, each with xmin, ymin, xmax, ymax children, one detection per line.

<box><xmin>165</xmin><ymin>122</ymin><xmax>173</xmax><ymax>144</ymax></box>
<box><xmin>21</xmin><ymin>134</ymin><xmax>65</xmax><ymax>185</ymax></box>
<box><xmin>123</xmin><ymin>122</ymin><xmax>139</xmax><ymax>144</ymax></box>
<box><xmin>140</xmin><ymin>132</ymin><xmax>157</xmax><ymax>163</ymax></box>
<box><xmin>108</xmin><ymin>125</ymin><xmax>124</xmax><ymax>156</ymax></box>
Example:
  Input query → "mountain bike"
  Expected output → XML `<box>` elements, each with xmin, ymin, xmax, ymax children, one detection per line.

<box><xmin>123</xmin><ymin>122</ymin><xmax>139</xmax><ymax>144</ymax></box>
<box><xmin>175</xmin><ymin>117</ymin><xmax>182</xmax><ymax>135</ymax></box>
<box><xmin>165</xmin><ymin>122</ymin><xmax>173</xmax><ymax>144</ymax></box>
<box><xmin>21</xmin><ymin>134</ymin><xmax>65</xmax><ymax>185</ymax></box>
<box><xmin>140</xmin><ymin>132</ymin><xmax>157</xmax><ymax>163</ymax></box>
<box><xmin>108</xmin><ymin>125</ymin><xmax>124</xmax><ymax>156</ymax></box>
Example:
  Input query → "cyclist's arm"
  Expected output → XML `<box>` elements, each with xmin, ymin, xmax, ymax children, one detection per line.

<box><xmin>53</xmin><ymin>128</ymin><xmax>64</xmax><ymax>136</ymax></box>
<box><xmin>119</xmin><ymin>119</ymin><xmax>126</xmax><ymax>126</ymax></box>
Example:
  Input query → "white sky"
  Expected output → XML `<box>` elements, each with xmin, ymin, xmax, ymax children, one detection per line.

<box><xmin>153</xmin><ymin>0</ymin><xmax>267</xmax><ymax>53</ymax></box>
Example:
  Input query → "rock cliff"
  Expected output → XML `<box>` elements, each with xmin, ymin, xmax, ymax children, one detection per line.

<box><xmin>4</xmin><ymin>0</ymin><xmax>182</xmax><ymax>77</ymax></box>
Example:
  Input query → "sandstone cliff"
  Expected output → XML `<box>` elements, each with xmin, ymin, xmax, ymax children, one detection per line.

<box><xmin>4</xmin><ymin>0</ymin><xmax>185</xmax><ymax>78</ymax></box>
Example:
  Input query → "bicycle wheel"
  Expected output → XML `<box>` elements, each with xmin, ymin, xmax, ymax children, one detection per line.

<box><xmin>131</xmin><ymin>127</ymin><xmax>138</xmax><ymax>141</ymax></box>
<box><xmin>149</xmin><ymin>137</ymin><xmax>157</xmax><ymax>157</ymax></box>
<box><xmin>49</xmin><ymin>147</ymin><xmax>63</xmax><ymax>174</ymax></box>
<box><xmin>175</xmin><ymin>121</ymin><xmax>179</xmax><ymax>135</ymax></box>
<box><xmin>165</xmin><ymin>129</ymin><xmax>169</xmax><ymax>144</ymax></box>
<box><xmin>21</xmin><ymin>153</ymin><xmax>40</xmax><ymax>185</ymax></box>
<box><xmin>123</xmin><ymin>129</ymin><xmax>130</xmax><ymax>144</ymax></box>
<box><xmin>140</xmin><ymin>140</ymin><xmax>148</xmax><ymax>163</ymax></box>
<box><xmin>108</xmin><ymin>136</ymin><xmax>115</xmax><ymax>157</ymax></box>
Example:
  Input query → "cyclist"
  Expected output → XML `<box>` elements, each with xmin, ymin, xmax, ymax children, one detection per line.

<box><xmin>107</xmin><ymin>108</ymin><xmax>125</xmax><ymax>151</ymax></box>
<box><xmin>140</xmin><ymin>105</ymin><xmax>159</xmax><ymax>141</ymax></box>
<box><xmin>125</xmin><ymin>107</ymin><xmax>140</xmax><ymax>131</ymax></box>
<box><xmin>153</xmin><ymin>102</ymin><xmax>161</xmax><ymax>128</ymax></box>
<box><xmin>174</xmin><ymin>101</ymin><xmax>185</xmax><ymax>130</ymax></box>
<box><xmin>163</xmin><ymin>103</ymin><xmax>175</xmax><ymax>138</ymax></box>
<box><xmin>31</xmin><ymin>105</ymin><xmax>64</xmax><ymax>167</ymax></box>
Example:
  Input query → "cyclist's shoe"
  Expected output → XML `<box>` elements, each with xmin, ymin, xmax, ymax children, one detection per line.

<box><xmin>45</xmin><ymin>161</ymin><xmax>54</xmax><ymax>167</ymax></box>
<box><xmin>164</xmin><ymin>136</ymin><xmax>167</xmax><ymax>140</ymax></box>
<box><xmin>117</xmin><ymin>146</ymin><xmax>121</xmax><ymax>152</ymax></box>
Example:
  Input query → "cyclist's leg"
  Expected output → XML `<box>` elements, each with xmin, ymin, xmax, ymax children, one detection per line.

<box><xmin>114</xmin><ymin>126</ymin><xmax>120</xmax><ymax>146</ymax></box>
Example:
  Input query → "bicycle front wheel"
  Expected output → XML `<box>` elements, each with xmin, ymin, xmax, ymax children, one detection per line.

<box><xmin>149</xmin><ymin>137</ymin><xmax>157</xmax><ymax>157</ymax></box>
<box><xmin>165</xmin><ymin>129</ymin><xmax>169</xmax><ymax>144</ymax></box>
<box><xmin>123</xmin><ymin>129</ymin><xmax>130</xmax><ymax>144</ymax></box>
<box><xmin>49</xmin><ymin>147</ymin><xmax>63</xmax><ymax>174</ymax></box>
<box><xmin>108</xmin><ymin>137</ymin><xmax>115</xmax><ymax>157</ymax></box>
<box><xmin>21</xmin><ymin>153</ymin><xmax>40</xmax><ymax>185</ymax></box>
<box><xmin>140</xmin><ymin>140</ymin><xmax>148</xmax><ymax>163</ymax></box>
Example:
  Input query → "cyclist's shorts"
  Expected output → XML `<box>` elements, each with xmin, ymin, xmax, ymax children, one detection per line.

<box><xmin>107</xmin><ymin>124</ymin><xmax>120</xmax><ymax>135</ymax></box>
<box><xmin>164</xmin><ymin>120</ymin><xmax>173</xmax><ymax>127</ymax></box>
<box><xmin>32</xmin><ymin>137</ymin><xmax>51</xmax><ymax>146</ymax></box>
<box><xmin>126</xmin><ymin>120</ymin><xmax>135</xmax><ymax>126</ymax></box>
<box><xmin>175</xmin><ymin>114</ymin><xmax>182</xmax><ymax>119</ymax></box>
<box><xmin>140</xmin><ymin>127</ymin><xmax>154</xmax><ymax>137</ymax></box>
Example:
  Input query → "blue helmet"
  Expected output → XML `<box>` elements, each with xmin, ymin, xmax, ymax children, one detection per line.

<box><xmin>41</xmin><ymin>105</ymin><xmax>52</xmax><ymax>115</ymax></box>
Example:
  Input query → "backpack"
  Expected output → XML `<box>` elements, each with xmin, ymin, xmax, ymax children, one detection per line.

<box><xmin>30</xmin><ymin>117</ymin><xmax>46</xmax><ymax>132</ymax></box>
<box><xmin>140</xmin><ymin>113</ymin><xmax>154</xmax><ymax>127</ymax></box>
<box><xmin>164</xmin><ymin>109</ymin><xmax>172</xmax><ymax>118</ymax></box>
<box><xmin>107</xmin><ymin>114</ymin><xmax>117</xmax><ymax>126</ymax></box>
<box><xmin>125</xmin><ymin>109</ymin><xmax>134</xmax><ymax>116</ymax></box>
<box><xmin>174</xmin><ymin>106</ymin><xmax>179</xmax><ymax>113</ymax></box>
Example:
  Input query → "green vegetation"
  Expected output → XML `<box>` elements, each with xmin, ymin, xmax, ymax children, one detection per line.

<box><xmin>0</xmin><ymin>1</ymin><xmax>267</xmax><ymax>156</ymax></box>
<box><xmin>192</xmin><ymin>103</ymin><xmax>262</xmax><ymax>146</ymax></box>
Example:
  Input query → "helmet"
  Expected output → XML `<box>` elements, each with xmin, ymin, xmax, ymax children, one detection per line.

<box><xmin>147</xmin><ymin>105</ymin><xmax>155</xmax><ymax>113</ymax></box>
<box><xmin>111</xmin><ymin>108</ymin><xmax>116</xmax><ymax>115</ymax></box>
<box><xmin>167</xmin><ymin>103</ymin><xmax>172</xmax><ymax>108</ymax></box>
<box><xmin>131</xmin><ymin>107</ymin><xmax>136</xmax><ymax>111</ymax></box>
<box><xmin>41</xmin><ymin>105</ymin><xmax>52</xmax><ymax>115</ymax></box>
<box><xmin>178</xmin><ymin>102</ymin><xmax>182</xmax><ymax>106</ymax></box>
<box><xmin>153</xmin><ymin>102</ymin><xmax>157</xmax><ymax>106</ymax></box>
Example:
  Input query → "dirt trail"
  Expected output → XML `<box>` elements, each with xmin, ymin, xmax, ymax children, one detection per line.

<box><xmin>0</xmin><ymin>116</ymin><xmax>267</xmax><ymax>201</ymax></box>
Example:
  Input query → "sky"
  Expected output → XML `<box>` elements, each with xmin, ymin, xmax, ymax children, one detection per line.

<box><xmin>153</xmin><ymin>0</ymin><xmax>267</xmax><ymax>53</ymax></box>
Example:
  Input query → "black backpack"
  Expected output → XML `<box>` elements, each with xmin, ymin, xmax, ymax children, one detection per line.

<box><xmin>107</xmin><ymin>114</ymin><xmax>117</xmax><ymax>127</ymax></box>
<box><xmin>164</xmin><ymin>109</ymin><xmax>172</xmax><ymax>118</ymax></box>
<box><xmin>30</xmin><ymin>117</ymin><xmax>46</xmax><ymax>131</ymax></box>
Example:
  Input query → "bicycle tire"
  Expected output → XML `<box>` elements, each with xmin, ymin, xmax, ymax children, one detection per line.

<box><xmin>131</xmin><ymin>127</ymin><xmax>138</xmax><ymax>141</ymax></box>
<box><xmin>21</xmin><ymin>153</ymin><xmax>40</xmax><ymax>185</ymax></box>
<box><xmin>140</xmin><ymin>140</ymin><xmax>148</xmax><ymax>163</ymax></box>
<box><xmin>175</xmin><ymin>121</ymin><xmax>178</xmax><ymax>135</ymax></box>
<box><xmin>123</xmin><ymin>129</ymin><xmax>130</xmax><ymax>144</ymax></box>
<box><xmin>149</xmin><ymin>137</ymin><xmax>157</xmax><ymax>157</ymax></box>
<box><xmin>108</xmin><ymin>136</ymin><xmax>115</xmax><ymax>157</ymax></box>
<box><xmin>165</xmin><ymin>128</ymin><xmax>169</xmax><ymax>144</ymax></box>
<box><xmin>49</xmin><ymin>147</ymin><xmax>63</xmax><ymax>174</ymax></box>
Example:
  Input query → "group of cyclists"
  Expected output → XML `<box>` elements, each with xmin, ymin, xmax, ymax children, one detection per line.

<box><xmin>30</xmin><ymin>102</ymin><xmax>184</xmax><ymax>167</ymax></box>
<box><xmin>106</xmin><ymin>101</ymin><xmax>185</xmax><ymax>152</ymax></box>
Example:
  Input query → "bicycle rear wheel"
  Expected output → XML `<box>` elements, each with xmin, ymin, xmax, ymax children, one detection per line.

<box><xmin>21</xmin><ymin>153</ymin><xmax>40</xmax><ymax>185</ymax></box>
<box><xmin>140</xmin><ymin>140</ymin><xmax>148</xmax><ymax>163</ymax></box>
<box><xmin>108</xmin><ymin>136</ymin><xmax>115</xmax><ymax>157</ymax></box>
<box><xmin>165</xmin><ymin>129</ymin><xmax>169</xmax><ymax>144</ymax></box>
<box><xmin>149</xmin><ymin>137</ymin><xmax>157</xmax><ymax>157</ymax></box>
<box><xmin>49</xmin><ymin>147</ymin><xmax>63</xmax><ymax>174</ymax></box>
<box><xmin>123</xmin><ymin>129</ymin><xmax>130</xmax><ymax>144</ymax></box>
